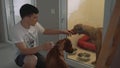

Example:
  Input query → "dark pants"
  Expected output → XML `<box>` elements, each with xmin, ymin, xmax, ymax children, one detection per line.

<box><xmin>15</xmin><ymin>53</ymin><xmax>46</xmax><ymax>68</ymax></box>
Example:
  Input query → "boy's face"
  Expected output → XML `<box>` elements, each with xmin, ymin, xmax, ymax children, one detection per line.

<box><xmin>28</xmin><ymin>13</ymin><xmax>38</xmax><ymax>26</ymax></box>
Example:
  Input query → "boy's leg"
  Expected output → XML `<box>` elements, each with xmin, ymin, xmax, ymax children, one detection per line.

<box><xmin>15</xmin><ymin>54</ymin><xmax>38</xmax><ymax>68</ymax></box>
<box><xmin>15</xmin><ymin>54</ymin><xmax>25</xmax><ymax>67</ymax></box>
<box><xmin>23</xmin><ymin>55</ymin><xmax>38</xmax><ymax>68</ymax></box>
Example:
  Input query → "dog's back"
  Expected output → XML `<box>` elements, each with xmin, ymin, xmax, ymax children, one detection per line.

<box><xmin>46</xmin><ymin>39</ymin><xmax>72</xmax><ymax>68</ymax></box>
<box><xmin>46</xmin><ymin>46</ymin><xmax>68</xmax><ymax>68</ymax></box>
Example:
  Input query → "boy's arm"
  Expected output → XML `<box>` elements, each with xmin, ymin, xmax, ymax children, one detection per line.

<box><xmin>43</xmin><ymin>29</ymin><xmax>73</xmax><ymax>35</ymax></box>
<box><xmin>15</xmin><ymin>42</ymin><xmax>52</xmax><ymax>55</ymax></box>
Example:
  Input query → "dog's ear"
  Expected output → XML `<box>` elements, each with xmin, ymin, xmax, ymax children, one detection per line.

<box><xmin>56</xmin><ymin>39</ymin><xmax>66</xmax><ymax>50</ymax></box>
<box><xmin>74</xmin><ymin>24</ymin><xmax>82</xmax><ymax>29</ymax></box>
<box><xmin>64</xmin><ymin>38</ymin><xmax>72</xmax><ymax>50</ymax></box>
<box><xmin>63</xmin><ymin>38</ymin><xmax>74</xmax><ymax>53</ymax></box>
<box><xmin>63</xmin><ymin>38</ymin><xmax>72</xmax><ymax>46</ymax></box>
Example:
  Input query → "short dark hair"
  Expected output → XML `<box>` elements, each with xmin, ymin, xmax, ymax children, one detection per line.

<box><xmin>20</xmin><ymin>4</ymin><xmax>39</xmax><ymax>19</ymax></box>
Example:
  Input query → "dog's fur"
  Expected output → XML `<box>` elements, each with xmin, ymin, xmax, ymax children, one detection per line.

<box><xmin>46</xmin><ymin>38</ymin><xmax>74</xmax><ymax>68</ymax></box>
<box><xmin>72</xmin><ymin>24</ymin><xmax>102</xmax><ymax>58</ymax></box>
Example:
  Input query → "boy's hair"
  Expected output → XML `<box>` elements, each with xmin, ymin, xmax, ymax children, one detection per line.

<box><xmin>20</xmin><ymin>4</ymin><xmax>39</xmax><ymax>19</ymax></box>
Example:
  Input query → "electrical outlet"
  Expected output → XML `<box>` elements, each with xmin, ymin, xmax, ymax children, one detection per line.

<box><xmin>51</xmin><ymin>8</ymin><xmax>55</xmax><ymax>15</ymax></box>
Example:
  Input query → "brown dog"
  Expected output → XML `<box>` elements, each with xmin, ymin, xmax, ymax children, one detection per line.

<box><xmin>72</xmin><ymin>24</ymin><xmax>102</xmax><ymax>59</ymax></box>
<box><xmin>46</xmin><ymin>38</ymin><xmax>74</xmax><ymax>68</ymax></box>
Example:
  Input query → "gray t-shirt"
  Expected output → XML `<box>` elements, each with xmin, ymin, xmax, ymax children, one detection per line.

<box><xmin>12</xmin><ymin>22</ymin><xmax>45</xmax><ymax>57</ymax></box>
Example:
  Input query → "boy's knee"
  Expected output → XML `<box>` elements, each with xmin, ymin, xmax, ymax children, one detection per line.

<box><xmin>24</xmin><ymin>55</ymin><xmax>38</xmax><ymax>66</ymax></box>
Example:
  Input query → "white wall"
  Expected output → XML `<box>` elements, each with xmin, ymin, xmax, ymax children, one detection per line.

<box><xmin>36</xmin><ymin>0</ymin><xmax>60</xmax><ymax>44</ymax></box>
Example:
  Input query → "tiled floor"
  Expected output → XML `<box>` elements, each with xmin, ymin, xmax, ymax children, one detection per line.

<box><xmin>0</xmin><ymin>43</ymin><xmax>20</xmax><ymax>68</ymax></box>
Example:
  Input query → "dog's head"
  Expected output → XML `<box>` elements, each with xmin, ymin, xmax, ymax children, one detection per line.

<box><xmin>56</xmin><ymin>38</ymin><xmax>74</xmax><ymax>53</ymax></box>
<box><xmin>72</xmin><ymin>24</ymin><xmax>90</xmax><ymax>35</ymax></box>
<box><xmin>72</xmin><ymin>24</ymin><xmax>84</xmax><ymax>34</ymax></box>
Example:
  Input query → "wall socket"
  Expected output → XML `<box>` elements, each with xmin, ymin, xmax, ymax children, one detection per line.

<box><xmin>51</xmin><ymin>8</ymin><xmax>55</xmax><ymax>15</ymax></box>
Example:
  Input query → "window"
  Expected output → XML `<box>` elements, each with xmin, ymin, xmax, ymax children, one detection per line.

<box><xmin>4</xmin><ymin>0</ymin><xmax>36</xmax><ymax>42</ymax></box>
<box><xmin>60</xmin><ymin>0</ymin><xmax>104</xmax><ymax>68</ymax></box>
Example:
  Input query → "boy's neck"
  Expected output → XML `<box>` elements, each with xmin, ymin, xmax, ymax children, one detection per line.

<box><xmin>21</xmin><ymin>19</ymin><xmax>30</xmax><ymax>29</ymax></box>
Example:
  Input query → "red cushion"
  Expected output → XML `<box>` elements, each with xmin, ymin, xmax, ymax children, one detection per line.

<box><xmin>77</xmin><ymin>35</ymin><xmax>96</xmax><ymax>52</ymax></box>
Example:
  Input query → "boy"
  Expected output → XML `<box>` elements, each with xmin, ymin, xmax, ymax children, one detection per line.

<box><xmin>12</xmin><ymin>4</ymin><xmax>72</xmax><ymax>68</ymax></box>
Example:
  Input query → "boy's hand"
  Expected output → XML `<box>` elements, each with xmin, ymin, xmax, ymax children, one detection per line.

<box><xmin>41</xmin><ymin>42</ymin><xmax>53</xmax><ymax>51</ymax></box>
<box><xmin>68</xmin><ymin>29</ymin><xmax>77</xmax><ymax>35</ymax></box>
<box><xmin>62</xmin><ymin>30</ymin><xmax>75</xmax><ymax>36</ymax></box>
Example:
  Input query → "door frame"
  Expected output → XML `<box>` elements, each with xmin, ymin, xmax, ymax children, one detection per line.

<box><xmin>1</xmin><ymin>0</ymin><xmax>36</xmax><ymax>43</ymax></box>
